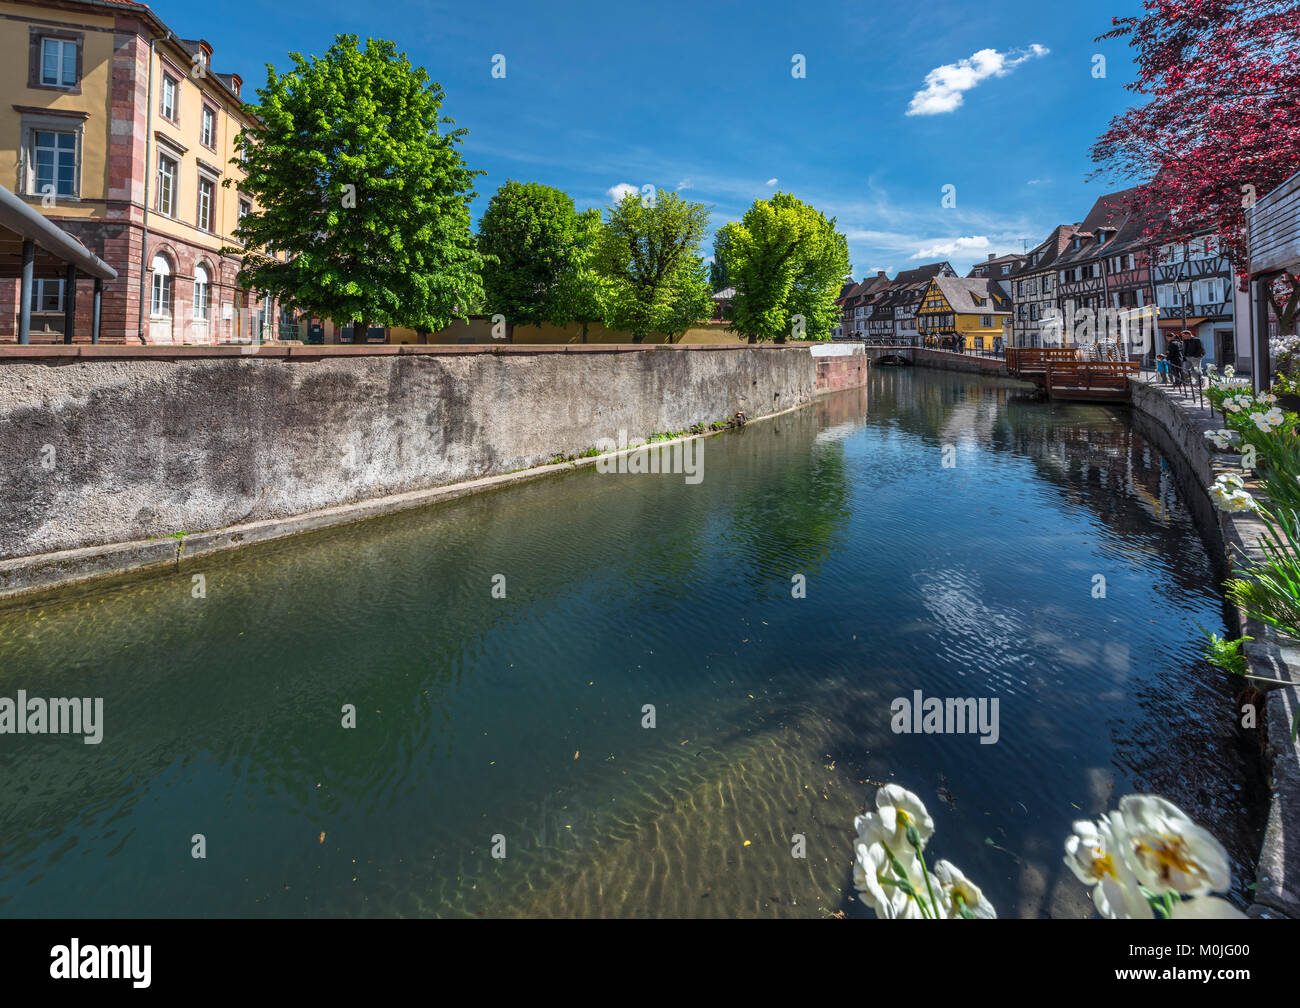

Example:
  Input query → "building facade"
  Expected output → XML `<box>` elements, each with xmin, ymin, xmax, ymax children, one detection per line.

<box><xmin>0</xmin><ymin>0</ymin><xmax>276</xmax><ymax>344</ymax></box>
<box><xmin>1152</xmin><ymin>235</ymin><xmax>1240</xmax><ymax>367</ymax></box>
<box><xmin>1009</xmin><ymin>225</ymin><xmax>1076</xmax><ymax>348</ymax></box>
<box><xmin>888</xmin><ymin>262</ymin><xmax>955</xmax><ymax>344</ymax></box>
<box><xmin>916</xmin><ymin>276</ymin><xmax>1012</xmax><ymax>350</ymax></box>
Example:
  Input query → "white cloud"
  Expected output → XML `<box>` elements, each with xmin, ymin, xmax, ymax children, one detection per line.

<box><xmin>911</xmin><ymin>236</ymin><xmax>992</xmax><ymax>259</ymax></box>
<box><xmin>676</xmin><ymin>178</ymin><xmax>693</xmax><ymax>191</ymax></box>
<box><xmin>606</xmin><ymin>183</ymin><xmax>639</xmax><ymax>201</ymax></box>
<box><xmin>907</xmin><ymin>44</ymin><xmax>1049</xmax><ymax>116</ymax></box>
<box><xmin>1027</xmin><ymin>178</ymin><xmax>1047</xmax><ymax>185</ymax></box>
<box><xmin>765</xmin><ymin>178</ymin><xmax>778</xmax><ymax>187</ymax></box>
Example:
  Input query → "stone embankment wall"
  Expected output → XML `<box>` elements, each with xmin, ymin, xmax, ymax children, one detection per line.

<box><xmin>0</xmin><ymin>343</ymin><xmax>866</xmax><ymax>598</ymax></box>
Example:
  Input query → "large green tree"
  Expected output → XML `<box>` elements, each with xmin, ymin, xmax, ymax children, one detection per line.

<box><xmin>550</xmin><ymin>208</ymin><xmax>614</xmax><ymax>343</ymax></box>
<box><xmin>228</xmin><ymin>35</ymin><xmax>485</xmax><ymax>331</ymax></box>
<box><xmin>594</xmin><ymin>189</ymin><xmax>713</xmax><ymax>343</ymax></box>
<box><xmin>478</xmin><ymin>180</ymin><xmax>590</xmax><ymax>342</ymax></box>
<box><xmin>718</xmin><ymin>193</ymin><xmax>850</xmax><ymax>343</ymax></box>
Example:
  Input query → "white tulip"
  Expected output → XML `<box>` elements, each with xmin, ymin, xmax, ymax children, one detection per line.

<box><xmin>852</xmin><ymin>841</ymin><xmax>928</xmax><ymax>919</ymax></box>
<box><xmin>871</xmin><ymin>784</ymin><xmax>935</xmax><ymax>851</ymax></box>
<box><xmin>1117</xmin><ymin>795</ymin><xmax>1232</xmax><ymax>898</ymax></box>
<box><xmin>1170</xmin><ymin>896</ymin><xmax>1248</xmax><ymax>919</ymax></box>
<box><xmin>1064</xmin><ymin>814</ymin><xmax>1152</xmax><ymax>919</ymax></box>
<box><xmin>933</xmin><ymin>860</ymin><xmax>997</xmax><ymax>919</ymax></box>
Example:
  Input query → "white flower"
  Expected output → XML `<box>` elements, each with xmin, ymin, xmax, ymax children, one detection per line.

<box><xmin>1170</xmin><ymin>896</ymin><xmax>1248</xmax><ymax>919</ymax></box>
<box><xmin>1223</xmin><ymin>365</ymin><xmax>1236</xmax><ymax>376</ymax></box>
<box><xmin>933</xmin><ymin>860</ymin><xmax>997</xmax><ymax>918</ymax></box>
<box><xmin>1204</xmin><ymin>429</ymin><xmax>1235</xmax><ymax>450</ymax></box>
<box><xmin>1210</xmin><ymin>483</ymin><xmax>1256</xmax><ymax>512</ymax></box>
<box><xmin>866</xmin><ymin>784</ymin><xmax>935</xmax><ymax>852</ymax></box>
<box><xmin>1224</xmin><ymin>395</ymin><xmax>1250</xmax><ymax>413</ymax></box>
<box><xmin>1257</xmin><ymin>392</ymin><xmax>1278</xmax><ymax>405</ymax></box>
<box><xmin>1251</xmin><ymin>407</ymin><xmax>1285</xmax><ymax>433</ymax></box>
<box><xmin>1209</xmin><ymin>473</ymin><xmax>1255</xmax><ymax>512</ymax></box>
<box><xmin>1064</xmin><ymin>814</ymin><xmax>1152</xmax><ymax>919</ymax></box>
<box><xmin>1117</xmin><ymin>795</ymin><xmax>1232</xmax><ymax>898</ymax></box>
<box><xmin>852</xmin><ymin>840</ymin><xmax>928</xmax><ymax>919</ymax></box>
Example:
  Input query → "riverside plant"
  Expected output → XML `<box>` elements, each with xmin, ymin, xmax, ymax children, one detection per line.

<box><xmin>1200</xmin><ymin>378</ymin><xmax>1300</xmax><ymax>733</ymax></box>
<box><xmin>852</xmin><ymin>786</ymin><xmax>1245</xmax><ymax>919</ymax></box>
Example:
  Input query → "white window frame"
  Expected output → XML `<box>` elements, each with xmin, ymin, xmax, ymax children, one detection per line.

<box><xmin>33</xmin><ymin>278</ymin><xmax>65</xmax><ymax>313</ymax></box>
<box><xmin>150</xmin><ymin>255</ymin><xmax>173</xmax><ymax>318</ymax></box>
<box><xmin>29</xmin><ymin>127</ymin><xmax>79</xmax><ymax>199</ymax></box>
<box><xmin>161</xmin><ymin>74</ymin><xmax>178</xmax><ymax>121</ymax></box>
<box><xmin>157</xmin><ymin>154</ymin><xmax>177</xmax><ymax>217</ymax></box>
<box><xmin>40</xmin><ymin>37</ymin><xmax>77</xmax><ymax>88</ymax></box>
<box><xmin>201</xmin><ymin>105</ymin><xmax>216</xmax><ymax>149</ymax></box>
<box><xmin>197</xmin><ymin>176</ymin><xmax>214</xmax><ymax>232</ymax></box>
<box><xmin>193</xmin><ymin>265</ymin><xmax>210</xmax><ymax>321</ymax></box>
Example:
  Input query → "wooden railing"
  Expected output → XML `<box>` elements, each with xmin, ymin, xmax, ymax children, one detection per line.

<box><xmin>1005</xmin><ymin>347</ymin><xmax>1082</xmax><ymax>376</ymax></box>
<box><xmin>1044</xmin><ymin>359</ymin><xmax>1139</xmax><ymax>395</ymax></box>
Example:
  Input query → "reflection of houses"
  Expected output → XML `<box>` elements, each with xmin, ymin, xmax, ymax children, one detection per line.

<box><xmin>0</xmin><ymin>0</ymin><xmax>278</xmax><ymax>344</ymax></box>
<box><xmin>1009</xmin><ymin>225</ymin><xmax>1076</xmax><ymax>348</ymax></box>
<box><xmin>915</xmin><ymin>276</ymin><xmax>1012</xmax><ymax>350</ymax></box>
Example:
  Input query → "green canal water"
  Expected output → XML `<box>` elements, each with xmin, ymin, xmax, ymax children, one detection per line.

<box><xmin>0</xmin><ymin>367</ymin><xmax>1264</xmax><ymax>917</ymax></box>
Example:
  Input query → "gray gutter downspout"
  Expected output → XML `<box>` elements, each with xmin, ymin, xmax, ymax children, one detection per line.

<box><xmin>136</xmin><ymin>31</ymin><xmax>170</xmax><ymax>343</ymax></box>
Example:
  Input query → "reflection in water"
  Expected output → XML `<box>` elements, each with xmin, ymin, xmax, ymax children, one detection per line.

<box><xmin>0</xmin><ymin>369</ymin><xmax>1263</xmax><ymax>918</ymax></box>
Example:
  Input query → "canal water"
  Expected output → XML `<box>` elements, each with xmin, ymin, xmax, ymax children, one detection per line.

<box><xmin>0</xmin><ymin>367</ymin><xmax>1264</xmax><ymax>918</ymax></box>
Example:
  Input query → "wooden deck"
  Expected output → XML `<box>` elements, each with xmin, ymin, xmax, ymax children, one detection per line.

<box><xmin>1005</xmin><ymin>348</ymin><xmax>1137</xmax><ymax>401</ymax></box>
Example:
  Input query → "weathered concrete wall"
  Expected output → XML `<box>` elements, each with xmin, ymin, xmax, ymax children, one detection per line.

<box><xmin>0</xmin><ymin>345</ymin><xmax>817</xmax><ymax>575</ymax></box>
<box><xmin>913</xmin><ymin>348</ymin><xmax>1010</xmax><ymax>376</ymax></box>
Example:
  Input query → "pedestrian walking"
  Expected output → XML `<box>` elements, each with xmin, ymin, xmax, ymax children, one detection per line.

<box><xmin>1156</xmin><ymin>354</ymin><xmax>1170</xmax><ymax>384</ymax></box>
<box><xmin>1166</xmin><ymin>334</ymin><xmax>1186</xmax><ymax>388</ymax></box>
<box><xmin>1183</xmin><ymin>332</ymin><xmax>1206</xmax><ymax>388</ymax></box>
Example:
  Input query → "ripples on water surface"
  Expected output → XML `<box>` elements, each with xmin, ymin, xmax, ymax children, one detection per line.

<box><xmin>0</xmin><ymin>367</ymin><xmax>1265</xmax><ymax>917</ymax></box>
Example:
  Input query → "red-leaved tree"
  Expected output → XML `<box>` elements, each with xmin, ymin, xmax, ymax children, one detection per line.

<box><xmin>1091</xmin><ymin>0</ymin><xmax>1300</xmax><ymax>323</ymax></box>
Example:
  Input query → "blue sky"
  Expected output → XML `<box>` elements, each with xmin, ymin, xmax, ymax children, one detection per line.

<box><xmin>176</xmin><ymin>0</ymin><xmax>1148</xmax><ymax>278</ymax></box>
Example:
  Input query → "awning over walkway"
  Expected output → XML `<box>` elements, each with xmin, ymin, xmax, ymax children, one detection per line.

<box><xmin>0</xmin><ymin>183</ymin><xmax>115</xmax><ymax>345</ymax></box>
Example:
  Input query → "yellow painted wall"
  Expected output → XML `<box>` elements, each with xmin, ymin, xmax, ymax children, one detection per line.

<box><xmin>288</xmin><ymin>317</ymin><xmax>754</xmax><ymax>346</ymax></box>
<box><xmin>145</xmin><ymin>43</ymin><xmax>253</xmax><ymax>258</ymax></box>
<box><xmin>0</xmin><ymin>2</ymin><xmax>116</xmax><ymax>219</ymax></box>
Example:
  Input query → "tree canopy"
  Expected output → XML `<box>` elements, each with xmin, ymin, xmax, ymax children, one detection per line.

<box><xmin>1091</xmin><ymin>0</ymin><xmax>1300</xmax><ymax>265</ymax></box>
<box><xmin>550</xmin><ymin>208</ymin><xmax>615</xmax><ymax>342</ymax></box>
<box><xmin>593</xmin><ymin>190</ymin><xmax>713</xmax><ymax>342</ymax></box>
<box><xmin>228</xmin><ymin>35</ymin><xmax>485</xmax><ymax>330</ymax></box>
<box><xmin>478</xmin><ymin>180</ymin><xmax>592</xmax><ymax>341</ymax></box>
<box><xmin>717</xmin><ymin>193</ymin><xmax>849</xmax><ymax>342</ymax></box>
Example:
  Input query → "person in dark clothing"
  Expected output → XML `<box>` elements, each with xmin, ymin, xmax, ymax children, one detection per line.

<box><xmin>1165</xmin><ymin>335</ymin><xmax>1186</xmax><ymax>387</ymax></box>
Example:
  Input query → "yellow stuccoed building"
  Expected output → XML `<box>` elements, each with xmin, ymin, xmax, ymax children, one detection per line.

<box><xmin>0</xmin><ymin>0</ymin><xmax>277</xmax><ymax>343</ymax></box>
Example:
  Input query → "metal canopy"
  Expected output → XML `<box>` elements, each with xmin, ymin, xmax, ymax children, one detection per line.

<box><xmin>0</xmin><ymin>184</ymin><xmax>116</xmax><ymax>282</ymax></box>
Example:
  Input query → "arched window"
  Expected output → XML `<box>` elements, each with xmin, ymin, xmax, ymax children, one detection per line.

<box><xmin>150</xmin><ymin>254</ymin><xmax>172</xmax><ymax>318</ymax></box>
<box><xmin>193</xmin><ymin>264</ymin><xmax>210</xmax><ymax>321</ymax></box>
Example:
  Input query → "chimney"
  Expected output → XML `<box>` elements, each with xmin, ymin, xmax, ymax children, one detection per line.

<box><xmin>877</xmin><ymin>270</ymin><xmax>886</xmax><ymax>277</ymax></box>
<box><xmin>987</xmin><ymin>253</ymin><xmax>996</xmax><ymax>260</ymax></box>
